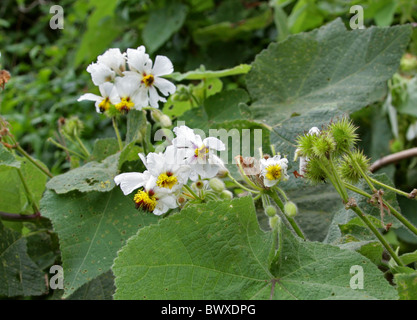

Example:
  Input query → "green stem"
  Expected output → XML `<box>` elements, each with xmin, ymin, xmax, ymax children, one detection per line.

<box><xmin>329</xmin><ymin>156</ymin><xmax>349</xmax><ymax>201</ymax></box>
<box><xmin>17</xmin><ymin>168</ymin><xmax>39</xmax><ymax>214</ymax></box>
<box><xmin>183</xmin><ymin>184</ymin><xmax>201</xmax><ymax>201</ymax></box>
<box><xmin>368</xmin><ymin>177</ymin><xmax>411</xmax><ymax>199</ymax></box>
<box><xmin>349</xmin><ymin>205</ymin><xmax>404</xmax><ymax>267</ymax></box>
<box><xmin>14</xmin><ymin>143</ymin><xmax>53</xmax><ymax>178</ymax></box>
<box><xmin>226</xmin><ymin>172</ymin><xmax>260</xmax><ymax>194</ymax></box>
<box><xmin>344</xmin><ymin>182</ymin><xmax>417</xmax><ymax>238</ymax></box>
<box><xmin>267</xmin><ymin>190</ymin><xmax>306</xmax><ymax>240</ymax></box>
<box><xmin>236</xmin><ymin>161</ymin><xmax>263</xmax><ymax>192</ymax></box>
<box><xmin>74</xmin><ymin>130</ymin><xmax>90</xmax><ymax>157</ymax></box>
<box><xmin>112</xmin><ymin>117</ymin><xmax>124</xmax><ymax>151</ymax></box>
<box><xmin>47</xmin><ymin>138</ymin><xmax>86</xmax><ymax>160</ymax></box>
<box><xmin>274</xmin><ymin>186</ymin><xmax>288</xmax><ymax>201</ymax></box>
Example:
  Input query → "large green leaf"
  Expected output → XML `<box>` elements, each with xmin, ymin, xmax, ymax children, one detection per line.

<box><xmin>40</xmin><ymin>188</ymin><xmax>159</xmax><ymax>298</ymax></box>
<box><xmin>246</xmin><ymin>19</ymin><xmax>411</xmax><ymax>159</ymax></box>
<box><xmin>394</xmin><ymin>272</ymin><xmax>417</xmax><ymax>300</ymax></box>
<box><xmin>0</xmin><ymin>157</ymin><xmax>47</xmax><ymax>214</ymax></box>
<box><xmin>46</xmin><ymin>141</ymin><xmax>140</xmax><ymax>195</ymax></box>
<box><xmin>112</xmin><ymin>197</ymin><xmax>396</xmax><ymax>300</ymax></box>
<box><xmin>143</xmin><ymin>2</ymin><xmax>188</xmax><ymax>53</ymax></box>
<box><xmin>46</xmin><ymin>153</ymin><xmax>119</xmax><ymax>194</ymax></box>
<box><xmin>0</xmin><ymin>222</ymin><xmax>47</xmax><ymax>297</ymax></box>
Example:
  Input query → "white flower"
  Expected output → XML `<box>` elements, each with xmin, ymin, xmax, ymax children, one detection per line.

<box><xmin>97</xmin><ymin>48</ymin><xmax>126</xmax><ymax>75</ymax></box>
<box><xmin>77</xmin><ymin>82</ymin><xmax>118</xmax><ymax>113</ymax></box>
<box><xmin>172</xmin><ymin>125</ymin><xmax>226</xmax><ymax>180</ymax></box>
<box><xmin>260</xmin><ymin>155</ymin><xmax>289</xmax><ymax>187</ymax></box>
<box><xmin>112</xmin><ymin>75</ymin><xmax>143</xmax><ymax>112</ymax></box>
<box><xmin>138</xmin><ymin>145</ymin><xmax>191</xmax><ymax>193</ymax></box>
<box><xmin>114</xmin><ymin>170</ymin><xmax>178</xmax><ymax>216</ymax></box>
<box><xmin>308</xmin><ymin>127</ymin><xmax>320</xmax><ymax>136</ymax></box>
<box><xmin>125</xmin><ymin>46</ymin><xmax>176</xmax><ymax>108</ymax></box>
<box><xmin>86</xmin><ymin>62</ymin><xmax>115</xmax><ymax>86</ymax></box>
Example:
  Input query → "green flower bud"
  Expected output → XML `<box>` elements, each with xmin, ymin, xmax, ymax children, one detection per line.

<box><xmin>284</xmin><ymin>201</ymin><xmax>298</xmax><ymax>218</ymax></box>
<box><xmin>62</xmin><ymin>116</ymin><xmax>84</xmax><ymax>138</ymax></box>
<box><xmin>209</xmin><ymin>177</ymin><xmax>226</xmax><ymax>192</ymax></box>
<box><xmin>338</xmin><ymin>150</ymin><xmax>370</xmax><ymax>184</ymax></box>
<box><xmin>159</xmin><ymin>114</ymin><xmax>172</xmax><ymax>128</ymax></box>
<box><xmin>328</xmin><ymin>118</ymin><xmax>358</xmax><ymax>155</ymax></box>
<box><xmin>265</xmin><ymin>205</ymin><xmax>277</xmax><ymax>217</ymax></box>
<box><xmin>220</xmin><ymin>189</ymin><xmax>233</xmax><ymax>200</ymax></box>
<box><xmin>192</xmin><ymin>180</ymin><xmax>205</xmax><ymax>191</ymax></box>
<box><xmin>400</xmin><ymin>53</ymin><xmax>417</xmax><ymax>72</ymax></box>
<box><xmin>269</xmin><ymin>215</ymin><xmax>281</xmax><ymax>230</ymax></box>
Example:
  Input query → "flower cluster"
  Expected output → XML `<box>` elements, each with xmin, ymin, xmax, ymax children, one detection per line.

<box><xmin>114</xmin><ymin>125</ymin><xmax>226</xmax><ymax>215</ymax></box>
<box><xmin>78</xmin><ymin>46</ymin><xmax>176</xmax><ymax>114</ymax></box>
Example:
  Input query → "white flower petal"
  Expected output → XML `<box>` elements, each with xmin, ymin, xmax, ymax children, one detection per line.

<box><xmin>148</xmin><ymin>85</ymin><xmax>162</xmax><ymax>108</ymax></box>
<box><xmin>77</xmin><ymin>93</ymin><xmax>101</xmax><ymax>103</ymax></box>
<box><xmin>114</xmin><ymin>172</ymin><xmax>147</xmax><ymax>195</ymax></box>
<box><xmin>154</xmin><ymin>77</ymin><xmax>176</xmax><ymax>96</ymax></box>
<box><xmin>152</xmin><ymin>55</ymin><xmax>174</xmax><ymax>76</ymax></box>
<box><xmin>86</xmin><ymin>63</ymin><xmax>115</xmax><ymax>86</ymax></box>
<box><xmin>203</xmin><ymin>137</ymin><xmax>226</xmax><ymax>151</ymax></box>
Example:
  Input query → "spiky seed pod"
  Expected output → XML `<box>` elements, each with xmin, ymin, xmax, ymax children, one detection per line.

<box><xmin>311</xmin><ymin>133</ymin><xmax>336</xmax><ymax>159</ymax></box>
<box><xmin>338</xmin><ymin>150</ymin><xmax>370</xmax><ymax>184</ymax></box>
<box><xmin>296</xmin><ymin>133</ymin><xmax>318</xmax><ymax>158</ymax></box>
<box><xmin>304</xmin><ymin>157</ymin><xmax>327</xmax><ymax>184</ymax></box>
<box><xmin>328</xmin><ymin>118</ymin><xmax>359</xmax><ymax>155</ymax></box>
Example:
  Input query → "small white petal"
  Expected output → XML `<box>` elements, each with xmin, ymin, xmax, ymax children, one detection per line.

<box><xmin>152</xmin><ymin>55</ymin><xmax>174</xmax><ymax>76</ymax></box>
<box><xmin>114</xmin><ymin>172</ymin><xmax>147</xmax><ymax>195</ymax></box>
<box><xmin>77</xmin><ymin>93</ymin><xmax>101</xmax><ymax>103</ymax></box>
<box><xmin>203</xmin><ymin>137</ymin><xmax>226</xmax><ymax>151</ymax></box>
<box><xmin>154</xmin><ymin>77</ymin><xmax>176</xmax><ymax>96</ymax></box>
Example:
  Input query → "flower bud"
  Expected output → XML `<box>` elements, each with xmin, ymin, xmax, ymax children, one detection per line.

<box><xmin>284</xmin><ymin>201</ymin><xmax>298</xmax><ymax>218</ymax></box>
<box><xmin>159</xmin><ymin>114</ymin><xmax>172</xmax><ymax>128</ymax></box>
<box><xmin>269</xmin><ymin>215</ymin><xmax>281</xmax><ymax>230</ymax></box>
<box><xmin>209</xmin><ymin>177</ymin><xmax>226</xmax><ymax>192</ymax></box>
<box><xmin>265</xmin><ymin>205</ymin><xmax>277</xmax><ymax>217</ymax></box>
<box><xmin>62</xmin><ymin>116</ymin><xmax>84</xmax><ymax>138</ymax></box>
<box><xmin>400</xmin><ymin>53</ymin><xmax>417</xmax><ymax>72</ymax></box>
<box><xmin>220</xmin><ymin>190</ymin><xmax>233</xmax><ymax>200</ymax></box>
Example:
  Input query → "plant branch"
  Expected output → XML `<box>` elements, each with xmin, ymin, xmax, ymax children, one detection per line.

<box><xmin>369</xmin><ymin>147</ymin><xmax>417</xmax><ymax>173</ymax></box>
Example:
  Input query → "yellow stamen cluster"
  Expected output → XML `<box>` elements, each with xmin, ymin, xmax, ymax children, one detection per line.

<box><xmin>115</xmin><ymin>97</ymin><xmax>135</xmax><ymax>111</ymax></box>
<box><xmin>98</xmin><ymin>97</ymin><xmax>111</xmax><ymax>112</ymax></box>
<box><xmin>156</xmin><ymin>172</ymin><xmax>178</xmax><ymax>189</ymax></box>
<box><xmin>265</xmin><ymin>164</ymin><xmax>282</xmax><ymax>181</ymax></box>
<box><xmin>133</xmin><ymin>190</ymin><xmax>157</xmax><ymax>212</ymax></box>
<box><xmin>194</xmin><ymin>145</ymin><xmax>209</xmax><ymax>159</ymax></box>
<box><xmin>142</xmin><ymin>74</ymin><xmax>155</xmax><ymax>87</ymax></box>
